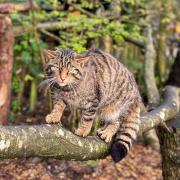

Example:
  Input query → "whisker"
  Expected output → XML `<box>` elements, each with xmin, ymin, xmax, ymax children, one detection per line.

<box><xmin>39</xmin><ymin>77</ymin><xmax>56</xmax><ymax>92</ymax></box>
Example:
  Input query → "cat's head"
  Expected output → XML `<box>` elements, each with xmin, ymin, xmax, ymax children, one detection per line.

<box><xmin>43</xmin><ymin>49</ymin><xmax>90</xmax><ymax>87</ymax></box>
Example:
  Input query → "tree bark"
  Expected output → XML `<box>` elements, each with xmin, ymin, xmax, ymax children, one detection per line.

<box><xmin>0</xmin><ymin>15</ymin><xmax>14</xmax><ymax>125</ymax></box>
<box><xmin>140</xmin><ymin>86</ymin><xmax>179</xmax><ymax>133</ymax></box>
<box><xmin>158</xmin><ymin>125</ymin><xmax>180</xmax><ymax>180</ymax></box>
<box><xmin>0</xmin><ymin>124</ymin><xmax>111</xmax><ymax>160</ymax></box>
<box><xmin>0</xmin><ymin>86</ymin><xmax>178</xmax><ymax>160</ymax></box>
<box><xmin>157</xmin><ymin>47</ymin><xmax>180</xmax><ymax>180</ymax></box>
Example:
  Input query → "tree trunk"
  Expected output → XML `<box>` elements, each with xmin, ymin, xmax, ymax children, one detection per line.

<box><xmin>143</xmin><ymin>27</ymin><xmax>160</xmax><ymax>150</ymax></box>
<box><xmin>157</xmin><ymin>46</ymin><xmax>180</xmax><ymax>180</ymax></box>
<box><xmin>0</xmin><ymin>15</ymin><xmax>14</xmax><ymax>125</ymax></box>
<box><xmin>158</xmin><ymin>126</ymin><xmax>180</xmax><ymax>180</ymax></box>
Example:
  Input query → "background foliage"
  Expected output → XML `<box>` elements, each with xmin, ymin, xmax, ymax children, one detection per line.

<box><xmin>7</xmin><ymin>0</ymin><xmax>180</xmax><ymax>121</ymax></box>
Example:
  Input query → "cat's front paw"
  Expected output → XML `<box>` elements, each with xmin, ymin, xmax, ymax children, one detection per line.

<box><xmin>45</xmin><ymin>113</ymin><xmax>61</xmax><ymax>123</ymax></box>
<box><xmin>75</xmin><ymin>127</ymin><xmax>90</xmax><ymax>137</ymax></box>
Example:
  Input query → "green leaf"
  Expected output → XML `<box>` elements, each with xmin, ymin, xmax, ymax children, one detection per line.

<box><xmin>21</xmin><ymin>51</ymin><xmax>31</xmax><ymax>64</ymax></box>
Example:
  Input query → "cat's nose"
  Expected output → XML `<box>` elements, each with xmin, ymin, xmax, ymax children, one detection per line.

<box><xmin>60</xmin><ymin>77</ymin><xmax>65</xmax><ymax>82</ymax></box>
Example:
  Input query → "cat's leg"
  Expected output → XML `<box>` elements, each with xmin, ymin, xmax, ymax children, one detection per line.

<box><xmin>75</xmin><ymin>100</ymin><xmax>99</xmax><ymax>137</ymax></box>
<box><xmin>75</xmin><ymin>117</ymin><xmax>94</xmax><ymax>137</ymax></box>
<box><xmin>97</xmin><ymin>121</ymin><xmax>120</xmax><ymax>143</ymax></box>
<box><xmin>46</xmin><ymin>100</ymin><xmax>66</xmax><ymax>123</ymax></box>
<box><xmin>96</xmin><ymin>123</ymin><xmax>108</xmax><ymax>134</ymax></box>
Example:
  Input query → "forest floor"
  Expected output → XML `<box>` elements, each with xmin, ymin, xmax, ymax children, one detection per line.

<box><xmin>0</xmin><ymin>101</ymin><xmax>162</xmax><ymax>180</ymax></box>
<box><xmin>0</xmin><ymin>144</ymin><xmax>162</xmax><ymax>180</ymax></box>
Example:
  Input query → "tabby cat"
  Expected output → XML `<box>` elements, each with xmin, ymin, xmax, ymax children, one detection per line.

<box><xmin>43</xmin><ymin>48</ymin><xmax>141</xmax><ymax>162</ymax></box>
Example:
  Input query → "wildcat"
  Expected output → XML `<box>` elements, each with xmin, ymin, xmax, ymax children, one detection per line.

<box><xmin>43</xmin><ymin>48</ymin><xmax>141</xmax><ymax>162</ymax></box>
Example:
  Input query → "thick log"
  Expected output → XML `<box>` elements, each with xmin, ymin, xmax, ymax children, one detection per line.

<box><xmin>0</xmin><ymin>15</ymin><xmax>14</xmax><ymax>125</ymax></box>
<box><xmin>0</xmin><ymin>86</ymin><xmax>178</xmax><ymax>160</ymax></box>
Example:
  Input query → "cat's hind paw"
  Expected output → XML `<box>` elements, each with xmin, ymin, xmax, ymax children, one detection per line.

<box><xmin>97</xmin><ymin>128</ymin><xmax>114</xmax><ymax>143</ymax></box>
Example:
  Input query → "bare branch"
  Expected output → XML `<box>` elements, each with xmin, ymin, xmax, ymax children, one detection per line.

<box><xmin>40</xmin><ymin>29</ymin><xmax>61</xmax><ymax>42</ymax></box>
<box><xmin>13</xmin><ymin>21</ymin><xmax>79</xmax><ymax>36</ymax></box>
<box><xmin>140</xmin><ymin>86</ymin><xmax>179</xmax><ymax>133</ymax></box>
<box><xmin>123</xmin><ymin>35</ymin><xmax>145</xmax><ymax>48</ymax></box>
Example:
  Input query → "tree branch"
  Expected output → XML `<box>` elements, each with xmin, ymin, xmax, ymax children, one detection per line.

<box><xmin>0</xmin><ymin>86</ymin><xmax>179</xmax><ymax>160</ymax></box>
<box><xmin>13</xmin><ymin>21</ymin><xmax>145</xmax><ymax>50</ymax></box>
<box><xmin>13</xmin><ymin>21</ymin><xmax>79</xmax><ymax>36</ymax></box>
<box><xmin>144</xmin><ymin>27</ymin><xmax>160</xmax><ymax>106</ymax></box>
<box><xmin>0</xmin><ymin>124</ymin><xmax>111</xmax><ymax>160</ymax></box>
<box><xmin>0</xmin><ymin>2</ymin><xmax>39</xmax><ymax>14</ymax></box>
<box><xmin>123</xmin><ymin>35</ymin><xmax>145</xmax><ymax>48</ymax></box>
<box><xmin>140</xmin><ymin>86</ymin><xmax>179</xmax><ymax>133</ymax></box>
<box><xmin>40</xmin><ymin>29</ymin><xmax>61</xmax><ymax>42</ymax></box>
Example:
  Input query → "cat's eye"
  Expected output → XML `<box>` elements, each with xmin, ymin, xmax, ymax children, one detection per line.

<box><xmin>51</xmin><ymin>66</ymin><xmax>57</xmax><ymax>71</ymax></box>
<box><xmin>45</xmin><ymin>67</ymin><xmax>52</xmax><ymax>75</ymax></box>
<box><xmin>71</xmin><ymin>69</ymin><xmax>79</xmax><ymax>75</ymax></box>
<box><xmin>45</xmin><ymin>66</ymin><xmax>57</xmax><ymax>75</ymax></box>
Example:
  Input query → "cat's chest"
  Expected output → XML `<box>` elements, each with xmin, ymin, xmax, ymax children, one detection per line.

<box><xmin>60</xmin><ymin>91</ymin><xmax>85</xmax><ymax>108</ymax></box>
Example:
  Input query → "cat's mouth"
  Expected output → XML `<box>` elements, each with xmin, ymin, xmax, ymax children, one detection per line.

<box><xmin>58</xmin><ymin>82</ymin><xmax>67</xmax><ymax>87</ymax></box>
<box><xmin>58</xmin><ymin>80</ymin><xmax>71</xmax><ymax>87</ymax></box>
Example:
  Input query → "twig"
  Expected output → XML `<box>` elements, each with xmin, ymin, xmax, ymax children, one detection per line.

<box><xmin>123</xmin><ymin>35</ymin><xmax>145</xmax><ymax>49</ymax></box>
<box><xmin>40</xmin><ymin>29</ymin><xmax>61</xmax><ymax>42</ymax></box>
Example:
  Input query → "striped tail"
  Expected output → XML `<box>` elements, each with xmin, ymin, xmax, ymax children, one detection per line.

<box><xmin>111</xmin><ymin>106</ymin><xmax>140</xmax><ymax>162</ymax></box>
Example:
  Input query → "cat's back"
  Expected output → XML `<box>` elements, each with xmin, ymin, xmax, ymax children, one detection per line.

<box><xmin>88</xmin><ymin>49</ymin><xmax>140</xmax><ymax>104</ymax></box>
<box><xmin>88</xmin><ymin>49</ymin><xmax>130</xmax><ymax>80</ymax></box>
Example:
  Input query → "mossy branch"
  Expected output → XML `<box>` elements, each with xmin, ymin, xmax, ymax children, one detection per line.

<box><xmin>0</xmin><ymin>86</ymin><xmax>179</xmax><ymax>160</ymax></box>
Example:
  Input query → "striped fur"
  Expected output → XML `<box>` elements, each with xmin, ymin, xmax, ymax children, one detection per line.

<box><xmin>43</xmin><ymin>48</ymin><xmax>141</xmax><ymax>162</ymax></box>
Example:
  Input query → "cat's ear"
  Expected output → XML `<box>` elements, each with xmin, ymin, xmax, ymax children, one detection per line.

<box><xmin>75</xmin><ymin>55</ymin><xmax>90</xmax><ymax>66</ymax></box>
<box><xmin>43</xmin><ymin>49</ymin><xmax>56</xmax><ymax>62</ymax></box>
